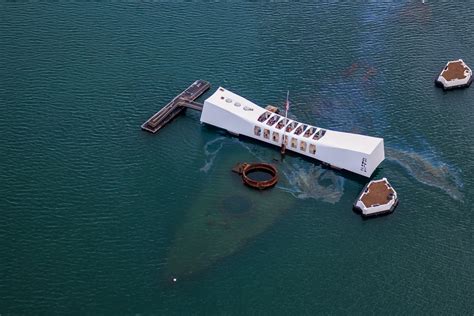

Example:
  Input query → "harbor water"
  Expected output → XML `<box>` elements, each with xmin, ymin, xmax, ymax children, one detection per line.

<box><xmin>0</xmin><ymin>2</ymin><xmax>472</xmax><ymax>314</ymax></box>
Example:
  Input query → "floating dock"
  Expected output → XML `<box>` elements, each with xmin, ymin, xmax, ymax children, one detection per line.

<box><xmin>353</xmin><ymin>178</ymin><xmax>398</xmax><ymax>217</ymax></box>
<box><xmin>435</xmin><ymin>59</ymin><xmax>472</xmax><ymax>90</ymax></box>
<box><xmin>141</xmin><ymin>80</ymin><xmax>211</xmax><ymax>133</ymax></box>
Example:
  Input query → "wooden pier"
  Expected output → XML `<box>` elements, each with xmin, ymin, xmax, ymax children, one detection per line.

<box><xmin>141</xmin><ymin>80</ymin><xmax>211</xmax><ymax>133</ymax></box>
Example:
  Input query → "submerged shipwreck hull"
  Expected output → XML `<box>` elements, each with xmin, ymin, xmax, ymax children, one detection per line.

<box><xmin>200</xmin><ymin>87</ymin><xmax>385</xmax><ymax>177</ymax></box>
<box><xmin>165</xmin><ymin>148</ymin><xmax>292</xmax><ymax>280</ymax></box>
<box><xmin>162</xmin><ymin>84</ymin><xmax>386</xmax><ymax>280</ymax></box>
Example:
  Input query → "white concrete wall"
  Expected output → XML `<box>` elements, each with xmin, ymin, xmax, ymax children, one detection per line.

<box><xmin>201</xmin><ymin>89</ymin><xmax>385</xmax><ymax>178</ymax></box>
<box><xmin>200</xmin><ymin>100</ymin><xmax>254</xmax><ymax>136</ymax></box>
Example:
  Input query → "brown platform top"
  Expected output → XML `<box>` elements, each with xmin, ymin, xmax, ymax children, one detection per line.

<box><xmin>360</xmin><ymin>180</ymin><xmax>394</xmax><ymax>208</ymax></box>
<box><xmin>441</xmin><ymin>60</ymin><xmax>469</xmax><ymax>81</ymax></box>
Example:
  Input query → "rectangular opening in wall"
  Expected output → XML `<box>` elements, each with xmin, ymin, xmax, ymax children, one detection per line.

<box><xmin>304</xmin><ymin>127</ymin><xmax>317</xmax><ymax>138</ymax></box>
<box><xmin>300</xmin><ymin>141</ymin><xmax>307</xmax><ymax>151</ymax></box>
<box><xmin>267</xmin><ymin>115</ymin><xmax>281</xmax><ymax>126</ymax></box>
<box><xmin>276</xmin><ymin>118</ymin><xmax>289</xmax><ymax>130</ymax></box>
<box><xmin>291</xmin><ymin>138</ymin><xmax>297</xmax><ymax>148</ymax></box>
<box><xmin>263</xmin><ymin>129</ymin><xmax>270</xmax><ymax>139</ymax></box>
<box><xmin>272</xmin><ymin>131</ymin><xmax>279</xmax><ymax>142</ymax></box>
<box><xmin>254</xmin><ymin>126</ymin><xmax>262</xmax><ymax>136</ymax></box>
<box><xmin>257</xmin><ymin>111</ymin><xmax>272</xmax><ymax>123</ymax></box>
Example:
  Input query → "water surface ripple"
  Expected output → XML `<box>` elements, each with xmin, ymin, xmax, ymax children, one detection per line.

<box><xmin>0</xmin><ymin>2</ymin><xmax>472</xmax><ymax>314</ymax></box>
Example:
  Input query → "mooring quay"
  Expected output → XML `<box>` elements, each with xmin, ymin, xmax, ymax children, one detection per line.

<box><xmin>141</xmin><ymin>80</ymin><xmax>210</xmax><ymax>133</ymax></box>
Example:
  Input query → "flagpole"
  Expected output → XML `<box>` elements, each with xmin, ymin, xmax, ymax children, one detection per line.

<box><xmin>281</xmin><ymin>90</ymin><xmax>289</xmax><ymax>156</ymax></box>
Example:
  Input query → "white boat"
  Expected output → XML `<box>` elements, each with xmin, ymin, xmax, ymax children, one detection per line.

<box><xmin>200</xmin><ymin>87</ymin><xmax>385</xmax><ymax>177</ymax></box>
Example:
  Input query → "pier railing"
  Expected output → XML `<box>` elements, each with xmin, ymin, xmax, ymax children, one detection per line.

<box><xmin>141</xmin><ymin>80</ymin><xmax>210</xmax><ymax>134</ymax></box>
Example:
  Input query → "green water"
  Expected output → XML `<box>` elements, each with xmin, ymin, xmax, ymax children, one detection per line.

<box><xmin>0</xmin><ymin>2</ymin><xmax>472</xmax><ymax>314</ymax></box>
